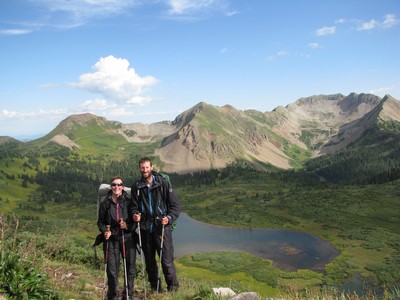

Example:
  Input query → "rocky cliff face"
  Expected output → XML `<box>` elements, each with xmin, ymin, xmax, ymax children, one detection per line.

<box><xmin>267</xmin><ymin>93</ymin><xmax>385</xmax><ymax>155</ymax></box>
<box><xmin>160</xmin><ymin>93</ymin><xmax>400</xmax><ymax>172</ymax></box>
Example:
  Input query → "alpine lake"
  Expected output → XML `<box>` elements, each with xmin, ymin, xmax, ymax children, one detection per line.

<box><xmin>173</xmin><ymin>213</ymin><xmax>339</xmax><ymax>272</ymax></box>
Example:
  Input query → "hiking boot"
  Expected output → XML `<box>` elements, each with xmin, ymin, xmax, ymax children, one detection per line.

<box><xmin>167</xmin><ymin>285</ymin><xmax>179</xmax><ymax>292</ymax></box>
<box><xmin>151</xmin><ymin>285</ymin><xmax>164</xmax><ymax>293</ymax></box>
<box><xmin>121</xmin><ymin>290</ymin><xmax>134</xmax><ymax>300</ymax></box>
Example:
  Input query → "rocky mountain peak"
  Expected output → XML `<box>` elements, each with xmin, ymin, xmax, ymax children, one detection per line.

<box><xmin>20</xmin><ymin>92</ymin><xmax>400</xmax><ymax>173</ymax></box>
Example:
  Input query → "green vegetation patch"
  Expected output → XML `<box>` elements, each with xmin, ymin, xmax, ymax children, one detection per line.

<box><xmin>177</xmin><ymin>251</ymin><xmax>280</xmax><ymax>297</ymax></box>
<box><xmin>177</xmin><ymin>251</ymin><xmax>328</xmax><ymax>298</ymax></box>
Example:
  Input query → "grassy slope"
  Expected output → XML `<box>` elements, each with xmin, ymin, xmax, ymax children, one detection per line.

<box><xmin>2</xmin><ymin>150</ymin><xmax>399</xmax><ymax>296</ymax></box>
<box><xmin>5</xmin><ymin>173</ymin><xmax>397</xmax><ymax>298</ymax></box>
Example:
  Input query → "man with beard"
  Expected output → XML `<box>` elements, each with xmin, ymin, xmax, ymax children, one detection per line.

<box><xmin>131</xmin><ymin>157</ymin><xmax>180</xmax><ymax>293</ymax></box>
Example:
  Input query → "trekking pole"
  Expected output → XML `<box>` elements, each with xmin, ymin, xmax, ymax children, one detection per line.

<box><xmin>103</xmin><ymin>225</ymin><xmax>110</xmax><ymax>300</ymax></box>
<box><xmin>137</xmin><ymin>221</ymin><xmax>147</xmax><ymax>299</ymax></box>
<box><xmin>121</xmin><ymin>219</ymin><xmax>129</xmax><ymax>300</ymax></box>
<box><xmin>157</xmin><ymin>221</ymin><xmax>165</xmax><ymax>294</ymax></box>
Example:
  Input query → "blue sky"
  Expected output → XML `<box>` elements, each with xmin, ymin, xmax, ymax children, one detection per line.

<box><xmin>1</xmin><ymin>0</ymin><xmax>399</xmax><ymax>139</ymax></box>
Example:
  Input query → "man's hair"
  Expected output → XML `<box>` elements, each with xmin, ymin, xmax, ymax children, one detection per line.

<box><xmin>110</xmin><ymin>176</ymin><xmax>124</xmax><ymax>185</ymax></box>
<box><xmin>138</xmin><ymin>157</ymin><xmax>153</xmax><ymax>167</ymax></box>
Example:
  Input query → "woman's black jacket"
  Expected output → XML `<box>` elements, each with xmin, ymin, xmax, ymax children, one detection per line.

<box><xmin>97</xmin><ymin>189</ymin><xmax>134</xmax><ymax>238</ymax></box>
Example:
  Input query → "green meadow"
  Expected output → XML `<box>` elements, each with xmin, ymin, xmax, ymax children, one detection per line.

<box><xmin>1</xmin><ymin>140</ymin><xmax>399</xmax><ymax>299</ymax></box>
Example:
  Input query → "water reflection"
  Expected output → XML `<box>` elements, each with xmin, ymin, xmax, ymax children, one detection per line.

<box><xmin>173</xmin><ymin>213</ymin><xmax>339</xmax><ymax>271</ymax></box>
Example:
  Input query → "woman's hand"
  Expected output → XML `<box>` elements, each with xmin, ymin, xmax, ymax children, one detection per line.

<box><xmin>104</xmin><ymin>230</ymin><xmax>111</xmax><ymax>240</ymax></box>
<box><xmin>133</xmin><ymin>213</ymin><xmax>141</xmax><ymax>222</ymax></box>
<box><xmin>119</xmin><ymin>219</ymin><xmax>127</xmax><ymax>229</ymax></box>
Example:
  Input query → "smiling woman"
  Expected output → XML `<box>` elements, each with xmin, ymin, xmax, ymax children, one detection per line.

<box><xmin>97</xmin><ymin>176</ymin><xmax>137</xmax><ymax>299</ymax></box>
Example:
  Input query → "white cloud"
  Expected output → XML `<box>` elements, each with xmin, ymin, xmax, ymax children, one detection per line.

<box><xmin>4</xmin><ymin>0</ymin><xmax>234</xmax><ymax>33</ymax></box>
<box><xmin>81</xmin><ymin>98</ymin><xmax>109</xmax><ymax>110</ymax></box>
<box><xmin>266</xmin><ymin>55</ymin><xmax>274</xmax><ymax>62</ymax></box>
<box><xmin>358</xmin><ymin>19</ymin><xmax>378</xmax><ymax>30</ymax></box>
<box><xmin>369</xmin><ymin>84</ymin><xmax>398</xmax><ymax>96</ymax></box>
<box><xmin>277</xmin><ymin>50</ymin><xmax>288</xmax><ymax>57</ymax></box>
<box><xmin>220</xmin><ymin>47</ymin><xmax>228</xmax><ymax>54</ymax></box>
<box><xmin>1</xmin><ymin>109</ymin><xmax>17</xmax><ymax>118</ymax></box>
<box><xmin>72</xmin><ymin>55</ymin><xmax>158</xmax><ymax>104</ymax></box>
<box><xmin>357</xmin><ymin>14</ymin><xmax>398</xmax><ymax>31</ymax></box>
<box><xmin>335</xmin><ymin>18</ymin><xmax>346</xmax><ymax>24</ymax></box>
<box><xmin>0</xmin><ymin>108</ymin><xmax>69</xmax><ymax>120</ymax></box>
<box><xmin>38</xmin><ymin>0</ymin><xmax>136</xmax><ymax>19</ymax></box>
<box><xmin>308</xmin><ymin>42</ymin><xmax>320</xmax><ymax>49</ymax></box>
<box><xmin>226</xmin><ymin>10</ymin><xmax>238</xmax><ymax>17</ymax></box>
<box><xmin>0</xmin><ymin>29</ymin><xmax>32</xmax><ymax>35</ymax></box>
<box><xmin>266</xmin><ymin>50</ymin><xmax>289</xmax><ymax>61</ymax></box>
<box><xmin>382</xmin><ymin>14</ymin><xmax>398</xmax><ymax>28</ymax></box>
<box><xmin>167</xmin><ymin>0</ymin><xmax>218</xmax><ymax>14</ymax></box>
<box><xmin>126</xmin><ymin>96</ymin><xmax>152</xmax><ymax>105</ymax></box>
<box><xmin>3</xmin><ymin>0</ymin><xmax>138</xmax><ymax>32</ymax></box>
<box><xmin>39</xmin><ymin>82</ymin><xmax>60</xmax><ymax>89</ymax></box>
<box><xmin>316</xmin><ymin>26</ymin><xmax>336</xmax><ymax>36</ymax></box>
<box><xmin>107</xmin><ymin>106</ymin><xmax>135</xmax><ymax>117</ymax></box>
<box><xmin>165</xmin><ymin>0</ymin><xmax>233</xmax><ymax>19</ymax></box>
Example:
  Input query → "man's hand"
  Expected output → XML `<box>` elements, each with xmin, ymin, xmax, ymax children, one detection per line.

<box><xmin>161</xmin><ymin>216</ymin><xmax>169</xmax><ymax>225</ymax></box>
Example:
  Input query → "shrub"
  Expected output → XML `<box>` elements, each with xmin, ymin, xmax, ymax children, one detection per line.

<box><xmin>0</xmin><ymin>251</ymin><xmax>59</xmax><ymax>299</ymax></box>
<box><xmin>0</xmin><ymin>214</ymin><xmax>60</xmax><ymax>299</ymax></box>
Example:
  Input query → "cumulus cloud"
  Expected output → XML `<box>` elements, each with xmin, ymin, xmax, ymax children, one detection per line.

<box><xmin>316</xmin><ymin>26</ymin><xmax>336</xmax><ymax>36</ymax></box>
<box><xmin>72</xmin><ymin>55</ymin><xmax>158</xmax><ymax>104</ymax></box>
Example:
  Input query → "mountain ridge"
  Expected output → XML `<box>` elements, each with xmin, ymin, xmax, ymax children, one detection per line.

<box><xmin>2</xmin><ymin>93</ymin><xmax>399</xmax><ymax>173</ymax></box>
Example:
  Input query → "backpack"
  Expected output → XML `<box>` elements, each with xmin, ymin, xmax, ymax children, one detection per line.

<box><xmin>159</xmin><ymin>173</ymin><xmax>178</xmax><ymax>231</ymax></box>
<box><xmin>159</xmin><ymin>172</ymin><xmax>171</xmax><ymax>183</ymax></box>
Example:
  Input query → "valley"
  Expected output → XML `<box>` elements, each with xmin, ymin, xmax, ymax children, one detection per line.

<box><xmin>1</xmin><ymin>93</ymin><xmax>400</xmax><ymax>298</ymax></box>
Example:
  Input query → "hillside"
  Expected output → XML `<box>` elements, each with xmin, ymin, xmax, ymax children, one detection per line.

<box><xmin>0</xmin><ymin>136</ymin><xmax>20</xmax><ymax>145</ymax></box>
